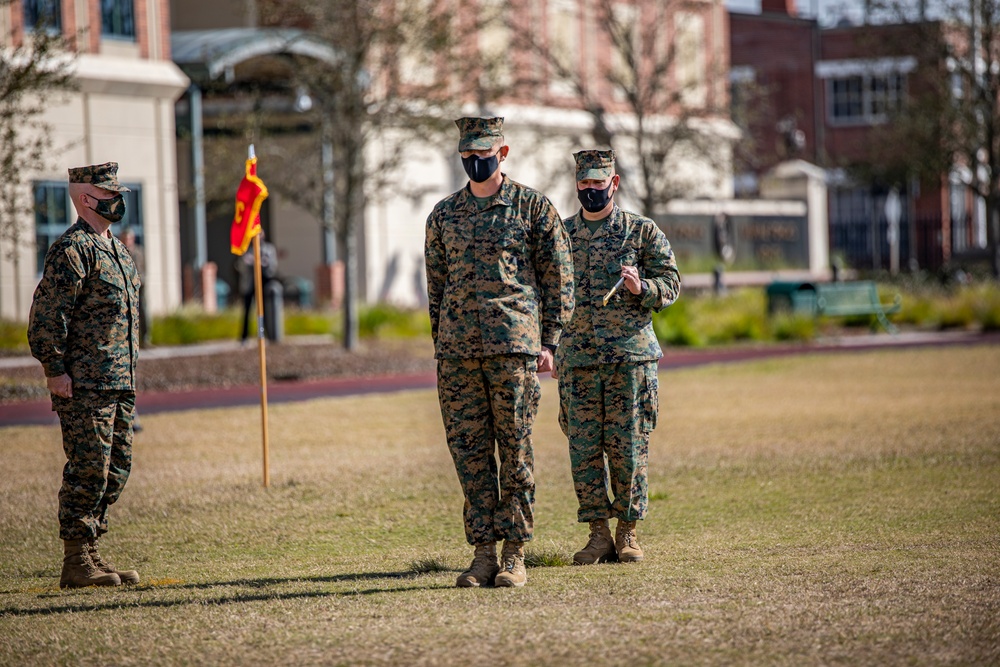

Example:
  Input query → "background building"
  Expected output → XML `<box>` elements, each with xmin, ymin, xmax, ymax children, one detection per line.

<box><xmin>0</xmin><ymin>0</ymin><xmax>188</xmax><ymax>322</ymax></box>
<box><xmin>171</xmin><ymin>0</ymin><xmax>736</xmax><ymax>311</ymax></box>
<box><xmin>731</xmin><ymin>0</ymin><xmax>988</xmax><ymax>273</ymax></box>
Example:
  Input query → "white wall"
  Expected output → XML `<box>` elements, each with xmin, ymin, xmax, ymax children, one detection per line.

<box><xmin>0</xmin><ymin>56</ymin><xmax>188</xmax><ymax>322</ymax></box>
<box><xmin>359</xmin><ymin>105</ymin><xmax>735</xmax><ymax>308</ymax></box>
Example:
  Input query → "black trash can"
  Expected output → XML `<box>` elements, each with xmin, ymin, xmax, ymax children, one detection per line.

<box><xmin>765</xmin><ymin>281</ymin><xmax>818</xmax><ymax>315</ymax></box>
<box><xmin>263</xmin><ymin>280</ymin><xmax>284</xmax><ymax>342</ymax></box>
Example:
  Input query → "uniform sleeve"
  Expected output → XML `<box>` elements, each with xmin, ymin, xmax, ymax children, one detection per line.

<box><xmin>424</xmin><ymin>209</ymin><xmax>446</xmax><ymax>341</ymax></box>
<box><xmin>532</xmin><ymin>199</ymin><xmax>574</xmax><ymax>347</ymax></box>
<box><xmin>27</xmin><ymin>244</ymin><xmax>86</xmax><ymax>377</ymax></box>
<box><xmin>640</xmin><ymin>224</ymin><xmax>681</xmax><ymax>312</ymax></box>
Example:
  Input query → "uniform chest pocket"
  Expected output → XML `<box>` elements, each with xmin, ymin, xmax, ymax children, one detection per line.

<box><xmin>442</xmin><ymin>226</ymin><xmax>474</xmax><ymax>264</ymax></box>
<box><xmin>95</xmin><ymin>258</ymin><xmax>126</xmax><ymax>291</ymax></box>
<box><xmin>606</xmin><ymin>248</ymin><xmax>638</xmax><ymax>275</ymax></box>
<box><xmin>494</xmin><ymin>228</ymin><xmax>528</xmax><ymax>281</ymax></box>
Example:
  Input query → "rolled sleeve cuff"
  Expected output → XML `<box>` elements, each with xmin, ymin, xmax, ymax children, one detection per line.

<box><xmin>42</xmin><ymin>360</ymin><xmax>65</xmax><ymax>378</ymax></box>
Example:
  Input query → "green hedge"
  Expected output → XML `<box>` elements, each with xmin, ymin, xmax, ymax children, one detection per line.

<box><xmin>3</xmin><ymin>279</ymin><xmax>999</xmax><ymax>351</ymax></box>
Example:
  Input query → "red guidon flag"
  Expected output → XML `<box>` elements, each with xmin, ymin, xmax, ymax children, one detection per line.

<box><xmin>231</xmin><ymin>156</ymin><xmax>269</xmax><ymax>256</ymax></box>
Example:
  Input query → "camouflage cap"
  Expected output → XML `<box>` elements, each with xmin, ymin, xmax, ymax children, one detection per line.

<box><xmin>455</xmin><ymin>116</ymin><xmax>504</xmax><ymax>151</ymax></box>
<box><xmin>573</xmin><ymin>149</ymin><xmax>616</xmax><ymax>181</ymax></box>
<box><xmin>67</xmin><ymin>162</ymin><xmax>130</xmax><ymax>192</ymax></box>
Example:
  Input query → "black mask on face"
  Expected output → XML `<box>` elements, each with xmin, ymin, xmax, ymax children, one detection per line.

<box><xmin>577</xmin><ymin>183</ymin><xmax>614</xmax><ymax>213</ymax></box>
<box><xmin>461</xmin><ymin>153</ymin><xmax>500</xmax><ymax>183</ymax></box>
<box><xmin>90</xmin><ymin>193</ymin><xmax>126</xmax><ymax>223</ymax></box>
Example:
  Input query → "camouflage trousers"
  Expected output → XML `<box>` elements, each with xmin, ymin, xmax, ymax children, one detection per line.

<box><xmin>53</xmin><ymin>389</ymin><xmax>135</xmax><ymax>540</ymax></box>
<box><xmin>437</xmin><ymin>354</ymin><xmax>540</xmax><ymax>546</ymax></box>
<box><xmin>558</xmin><ymin>361</ymin><xmax>658</xmax><ymax>523</ymax></box>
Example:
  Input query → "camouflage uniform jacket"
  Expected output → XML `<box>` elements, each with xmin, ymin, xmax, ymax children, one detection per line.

<box><xmin>425</xmin><ymin>175</ymin><xmax>574</xmax><ymax>359</ymax></box>
<box><xmin>556</xmin><ymin>205</ymin><xmax>680</xmax><ymax>368</ymax></box>
<box><xmin>29</xmin><ymin>219</ymin><xmax>141</xmax><ymax>389</ymax></box>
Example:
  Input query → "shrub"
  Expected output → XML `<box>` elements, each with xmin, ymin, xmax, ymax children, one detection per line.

<box><xmin>0</xmin><ymin>320</ymin><xmax>28</xmax><ymax>351</ymax></box>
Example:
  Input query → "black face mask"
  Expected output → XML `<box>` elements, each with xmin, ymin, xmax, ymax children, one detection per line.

<box><xmin>90</xmin><ymin>193</ymin><xmax>126</xmax><ymax>223</ymax></box>
<box><xmin>577</xmin><ymin>184</ymin><xmax>614</xmax><ymax>213</ymax></box>
<box><xmin>461</xmin><ymin>153</ymin><xmax>500</xmax><ymax>183</ymax></box>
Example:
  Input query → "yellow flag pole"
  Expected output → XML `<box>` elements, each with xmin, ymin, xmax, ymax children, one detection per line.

<box><xmin>249</xmin><ymin>144</ymin><xmax>270</xmax><ymax>489</ymax></box>
<box><xmin>252</xmin><ymin>232</ymin><xmax>270</xmax><ymax>487</ymax></box>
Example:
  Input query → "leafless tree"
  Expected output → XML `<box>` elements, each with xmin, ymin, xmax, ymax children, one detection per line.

<box><xmin>507</xmin><ymin>0</ymin><xmax>736</xmax><ymax>216</ymax></box>
<box><xmin>862</xmin><ymin>0</ymin><xmax>1000</xmax><ymax>276</ymax></box>
<box><xmin>0</xmin><ymin>1</ymin><xmax>76</xmax><ymax>315</ymax></box>
<box><xmin>256</xmin><ymin>0</ymin><xmax>471</xmax><ymax>349</ymax></box>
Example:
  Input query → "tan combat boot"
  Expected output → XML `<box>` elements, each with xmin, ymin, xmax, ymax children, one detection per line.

<box><xmin>615</xmin><ymin>520</ymin><xmax>644</xmax><ymax>563</ymax></box>
<box><xmin>60</xmin><ymin>538</ymin><xmax>121</xmax><ymax>589</ymax></box>
<box><xmin>573</xmin><ymin>519</ymin><xmax>618</xmax><ymax>565</ymax></box>
<box><xmin>89</xmin><ymin>537</ymin><xmax>140</xmax><ymax>585</ymax></box>
<box><xmin>456</xmin><ymin>542</ymin><xmax>499</xmax><ymax>588</ymax></box>
<box><xmin>494</xmin><ymin>540</ymin><xmax>527</xmax><ymax>587</ymax></box>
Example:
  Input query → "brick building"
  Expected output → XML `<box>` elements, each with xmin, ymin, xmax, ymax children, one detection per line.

<box><xmin>731</xmin><ymin>1</ymin><xmax>981</xmax><ymax>273</ymax></box>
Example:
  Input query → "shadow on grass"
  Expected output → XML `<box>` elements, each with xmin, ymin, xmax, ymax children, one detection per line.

<box><xmin>0</xmin><ymin>570</ymin><xmax>452</xmax><ymax>618</ymax></box>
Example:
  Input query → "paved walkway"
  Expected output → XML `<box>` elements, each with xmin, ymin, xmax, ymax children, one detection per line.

<box><xmin>1</xmin><ymin>330</ymin><xmax>997</xmax><ymax>427</ymax></box>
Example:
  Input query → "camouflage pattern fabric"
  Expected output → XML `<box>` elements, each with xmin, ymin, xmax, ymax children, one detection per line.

<box><xmin>555</xmin><ymin>205</ymin><xmax>680</xmax><ymax>368</ymax></box>
<box><xmin>573</xmin><ymin>149</ymin><xmax>616</xmax><ymax>181</ymax></box>
<box><xmin>54</xmin><ymin>390</ymin><xmax>135</xmax><ymax>540</ymax></box>
<box><xmin>437</xmin><ymin>355</ymin><xmax>540</xmax><ymax>545</ymax></box>
<box><xmin>455</xmin><ymin>116</ymin><xmax>504</xmax><ymax>151</ymax></box>
<box><xmin>425</xmin><ymin>174</ymin><xmax>574</xmax><ymax>360</ymax></box>
<box><xmin>29</xmin><ymin>219</ymin><xmax>141</xmax><ymax>388</ymax></box>
<box><xmin>67</xmin><ymin>162</ymin><xmax>131</xmax><ymax>192</ymax></box>
<box><xmin>557</xmin><ymin>362</ymin><xmax>657</xmax><ymax>522</ymax></box>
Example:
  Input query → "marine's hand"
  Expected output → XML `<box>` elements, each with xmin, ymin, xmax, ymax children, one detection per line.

<box><xmin>622</xmin><ymin>265</ymin><xmax>643</xmax><ymax>294</ymax></box>
<box><xmin>48</xmin><ymin>373</ymin><xmax>72</xmax><ymax>398</ymax></box>
<box><xmin>538</xmin><ymin>347</ymin><xmax>554</xmax><ymax>374</ymax></box>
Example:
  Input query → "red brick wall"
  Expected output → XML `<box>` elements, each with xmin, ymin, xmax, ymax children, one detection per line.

<box><xmin>730</xmin><ymin>12</ymin><xmax>819</xmax><ymax>171</ymax></box>
<box><xmin>160</xmin><ymin>0</ymin><xmax>171</xmax><ymax>59</ymax></box>
<box><xmin>136</xmin><ymin>0</ymin><xmax>149</xmax><ymax>57</ymax></box>
<box><xmin>89</xmin><ymin>0</ymin><xmax>100</xmax><ymax>53</ymax></box>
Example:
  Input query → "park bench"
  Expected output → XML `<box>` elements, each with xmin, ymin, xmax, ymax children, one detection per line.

<box><xmin>815</xmin><ymin>281</ymin><xmax>902</xmax><ymax>333</ymax></box>
<box><xmin>766</xmin><ymin>280</ymin><xmax>902</xmax><ymax>333</ymax></box>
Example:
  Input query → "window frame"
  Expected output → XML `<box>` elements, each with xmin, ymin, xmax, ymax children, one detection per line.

<box><xmin>828</xmin><ymin>71</ymin><xmax>905</xmax><ymax>126</ymax></box>
<box><xmin>100</xmin><ymin>0</ymin><xmax>136</xmax><ymax>40</ymax></box>
<box><xmin>23</xmin><ymin>0</ymin><xmax>62</xmax><ymax>33</ymax></box>
<box><xmin>33</xmin><ymin>180</ymin><xmax>144</xmax><ymax>276</ymax></box>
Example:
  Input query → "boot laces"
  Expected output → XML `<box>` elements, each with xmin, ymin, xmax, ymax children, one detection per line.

<box><xmin>500</xmin><ymin>545</ymin><xmax>523</xmax><ymax>572</ymax></box>
<box><xmin>587</xmin><ymin>522</ymin><xmax>609</xmax><ymax>547</ymax></box>
<box><xmin>89</xmin><ymin>541</ymin><xmax>115</xmax><ymax>571</ymax></box>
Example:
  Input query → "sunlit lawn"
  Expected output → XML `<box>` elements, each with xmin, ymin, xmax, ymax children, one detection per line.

<box><xmin>1</xmin><ymin>345</ymin><xmax>998</xmax><ymax>666</ymax></box>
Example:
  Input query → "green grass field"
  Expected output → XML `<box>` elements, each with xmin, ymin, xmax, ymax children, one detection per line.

<box><xmin>1</xmin><ymin>346</ymin><xmax>998</xmax><ymax>666</ymax></box>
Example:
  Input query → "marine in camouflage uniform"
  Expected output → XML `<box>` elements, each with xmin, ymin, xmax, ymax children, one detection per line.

<box><xmin>555</xmin><ymin>150</ymin><xmax>680</xmax><ymax>564</ymax></box>
<box><xmin>28</xmin><ymin>162</ymin><xmax>142</xmax><ymax>588</ymax></box>
<box><xmin>425</xmin><ymin>117</ymin><xmax>574</xmax><ymax>588</ymax></box>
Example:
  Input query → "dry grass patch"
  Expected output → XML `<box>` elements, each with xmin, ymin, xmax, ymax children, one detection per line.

<box><xmin>0</xmin><ymin>345</ymin><xmax>998</xmax><ymax>666</ymax></box>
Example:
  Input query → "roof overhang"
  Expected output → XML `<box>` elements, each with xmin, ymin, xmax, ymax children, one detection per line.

<box><xmin>172</xmin><ymin>28</ymin><xmax>340</xmax><ymax>84</ymax></box>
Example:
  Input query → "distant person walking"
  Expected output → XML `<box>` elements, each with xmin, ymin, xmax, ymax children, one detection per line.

<box><xmin>425</xmin><ymin>117</ymin><xmax>574</xmax><ymax>588</ymax></box>
<box><xmin>119</xmin><ymin>227</ymin><xmax>150</xmax><ymax>348</ymax></box>
<box><xmin>555</xmin><ymin>149</ymin><xmax>680</xmax><ymax>565</ymax></box>
<box><xmin>28</xmin><ymin>162</ymin><xmax>142</xmax><ymax>588</ymax></box>
<box><xmin>238</xmin><ymin>232</ymin><xmax>277</xmax><ymax>343</ymax></box>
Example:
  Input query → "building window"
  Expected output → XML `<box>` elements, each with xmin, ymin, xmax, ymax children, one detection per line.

<box><xmin>23</xmin><ymin>0</ymin><xmax>61</xmax><ymax>32</ymax></box>
<box><xmin>101</xmin><ymin>0</ymin><xmax>135</xmax><ymax>39</ymax></box>
<box><xmin>34</xmin><ymin>181</ymin><xmax>143</xmax><ymax>274</ymax></box>
<box><xmin>34</xmin><ymin>182</ymin><xmax>71</xmax><ymax>274</ymax></box>
<box><xmin>829</xmin><ymin>72</ymin><xmax>904</xmax><ymax>124</ymax></box>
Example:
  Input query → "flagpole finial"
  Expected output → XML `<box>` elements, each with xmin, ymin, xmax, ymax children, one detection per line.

<box><xmin>249</xmin><ymin>144</ymin><xmax>256</xmax><ymax>160</ymax></box>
